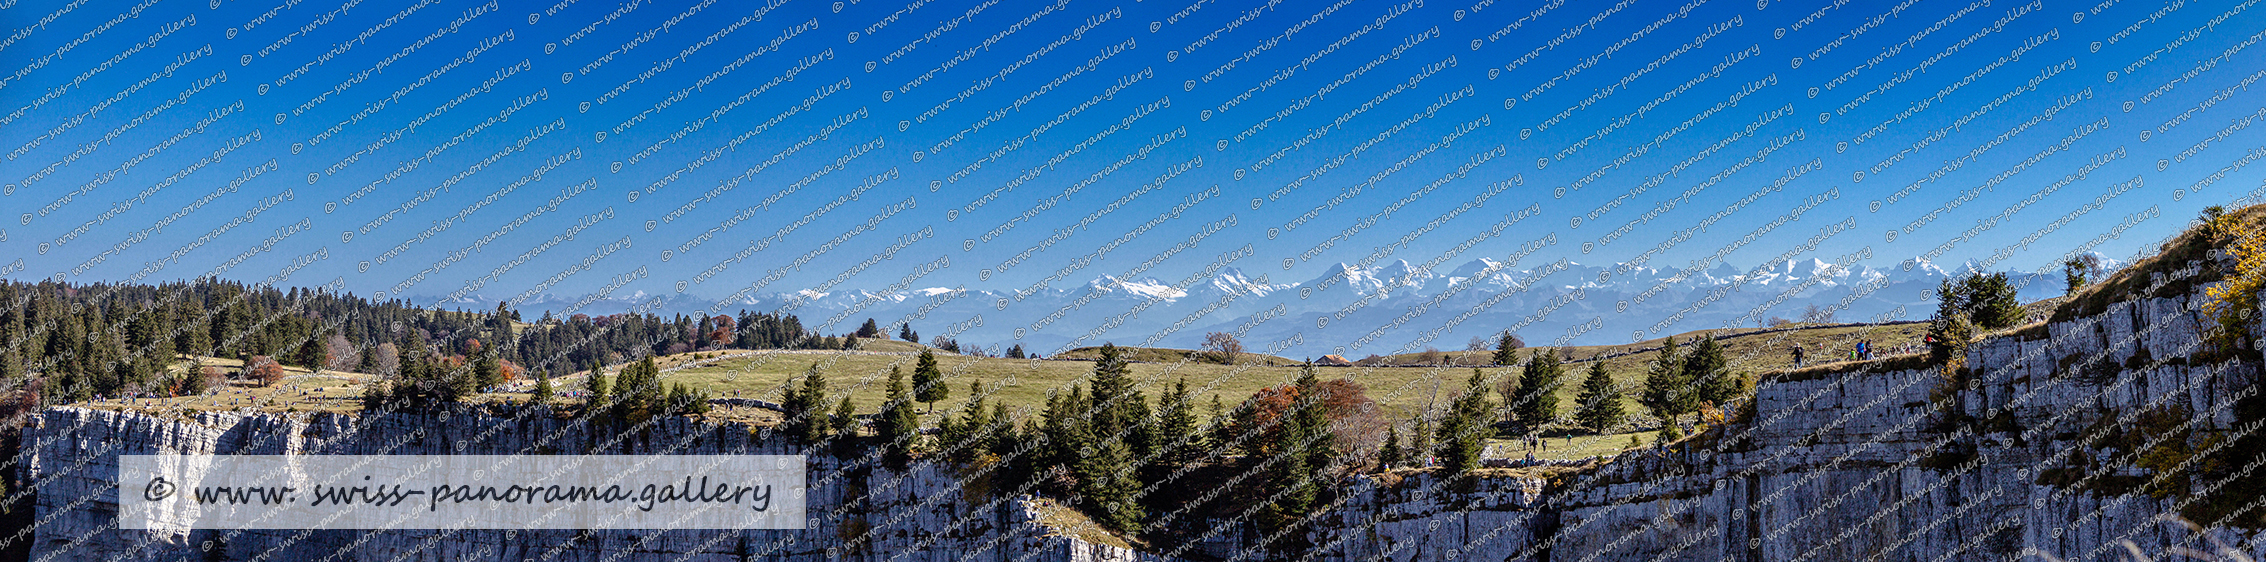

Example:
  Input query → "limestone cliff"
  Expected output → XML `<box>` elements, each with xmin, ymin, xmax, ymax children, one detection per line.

<box><xmin>1255</xmin><ymin>272</ymin><xmax>2265</xmax><ymax>561</ymax></box>
<box><xmin>18</xmin><ymin>408</ymin><xmax>1167</xmax><ymax>562</ymax></box>
<box><xmin>18</xmin><ymin>267</ymin><xmax>2263</xmax><ymax>562</ymax></box>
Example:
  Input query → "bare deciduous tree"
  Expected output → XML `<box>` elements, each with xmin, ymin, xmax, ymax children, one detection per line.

<box><xmin>1801</xmin><ymin>304</ymin><xmax>1835</xmax><ymax>325</ymax></box>
<box><xmin>323</xmin><ymin>334</ymin><xmax>360</xmax><ymax>372</ymax></box>
<box><xmin>371</xmin><ymin>343</ymin><xmax>401</xmax><ymax>377</ymax></box>
<box><xmin>1204</xmin><ymin>332</ymin><xmax>1244</xmax><ymax>365</ymax></box>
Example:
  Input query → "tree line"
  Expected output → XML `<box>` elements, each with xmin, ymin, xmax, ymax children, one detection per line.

<box><xmin>0</xmin><ymin>278</ymin><xmax>857</xmax><ymax>407</ymax></box>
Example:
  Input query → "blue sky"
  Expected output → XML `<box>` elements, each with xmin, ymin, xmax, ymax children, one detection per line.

<box><xmin>3</xmin><ymin>0</ymin><xmax>2262</xmax><ymax>321</ymax></box>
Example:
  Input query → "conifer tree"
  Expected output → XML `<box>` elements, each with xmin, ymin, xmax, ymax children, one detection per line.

<box><xmin>1492</xmin><ymin>331</ymin><xmax>1522</xmax><ymax>366</ymax></box>
<box><xmin>1289</xmin><ymin>364</ymin><xmax>1334</xmax><ymax>474</ymax></box>
<box><xmin>1078</xmin><ymin>344</ymin><xmax>1144</xmax><ymax>532</ymax></box>
<box><xmin>987</xmin><ymin>402</ymin><xmax>1013</xmax><ymax>459</ymax></box>
<box><xmin>1263</xmin><ymin>442</ymin><xmax>1315</xmax><ymax>555</ymax></box>
<box><xmin>933</xmin><ymin>406</ymin><xmax>964</xmax><ymax>461</ymax></box>
<box><xmin>879</xmin><ymin>366</ymin><xmax>919</xmax><ymax>469</ymax></box>
<box><xmin>1087</xmin><ymin>344</ymin><xmax>1143</xmax><ymax>439</ymax></box>
<box><xmin>665</xmin><ymin>384</ymin><xmax>688</xmax><ymax>414</ymax></box>
<box><xmin>1573</xmin><ymin>361</ymin><xmax>1626</xmax><ymax>433</ymax></box>
<box><xmin>1378</xmin><ymin>426</ymin><xmax>1403</xmax><ymax>471</ymax></box>
<box><xmin>583</xmin><ymin>360</ymin><xmax>611</xmax><ymax>413</ymax></box>
<box><xmin>474</xmin><ymin>353</ymin><xmax>503</xmax><ymax>390</ymax></box>
<box><xmin>609</xmin><ymin>356</ymin><xmax>663</xmax><ymax>423</ymax></box>
<box><xmin>1408</xmin><ymin>416</ymin><xmax>1432</xmax><ymax>467</ymax></box>
<box><xmin>682</xmin><ymin>383</ymin><xmax>711</xmax><ymax>414</ymax></box>
<box><xmin>1437</xmin><ymin>369</ymin><xmax>1492</xmax><ymax>475</ymax></box>
<box><xmin>1266</xmin><ymin>364</ymin><xmax>1331</xmax><ymax>549</ymax></box>
<box><xmin>941</xmin><ymin>380</ymin><xmax>990</xmax><ymax>462</ymax></box>
<box><xmin>1685</xmin><ymin>336</ymin><xmax>1738</xmax><ymax>406</ymax></box>
<box><xmin>1513</xmin><ymin>349</ymin><xmax>1564</xmax><ymax>431</ymax></box>
<box><xmin>1153</xmin><ymin>377</ymin><xmax>1201</xmax><ymax>465</ymax></box>
<box><xmin>1965</xmin><ymin>272</ymin><xmax>2023</xmax><ymax>329</ymax></box>
<box><xmin>530</xmin><ymin>372</ymin><xmax>556</xmax><ymax>407</ymax></box>
<box><xmin>779</xmin><ymin>363</ymin><xmax>828</xmax><ymax>444</ymax></box>
<box><xmin>1639</xmin><ymin>337</ymin><xmax>1694</xmax><ymax>419</ymax></box>
<box><xmin>0</xmin><ymin>313</ymin><xmax>21</xmax><ymax>383</ymax></box>
<box><xmin>830</xmin><ymin>395</ymin><xmax>859</xmax><ymax>459</ymax></box>
<box><xmin>293</xmin><ymin>339</ymin><xmax>327</xmax><ymax>372</ymax></box>
<box><xmin>358</xmin><ymin>345</ymin><xmax>381</xmax><ymax>374</ymax></box>
<box><xmin>913</xmin><ymin>349</ymin><xmax>946</xmax><ymax>413</ymax></box>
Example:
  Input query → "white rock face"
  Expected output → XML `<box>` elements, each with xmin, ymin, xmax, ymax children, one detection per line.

<box><xmin>1205</xmin><ymin>287</ymin><xmax>2262</xmax><ymax>561</ymax></box>
<box><xmin>24</xmin><ymin>286</ymin><xmax>2264</xmax><ymax>561</ymax></box>
<box><xmin>21</xmin><ymin>410</ymin><xmax>1172</xmax><ymax>562</ymax></box>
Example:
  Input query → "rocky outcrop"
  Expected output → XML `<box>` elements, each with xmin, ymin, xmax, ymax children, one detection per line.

<box><xmin>20</xmin><ymin>284</ymin><xmax>2261</xmax><ymax>561</ymax></box>
<box><xmin>18</xmin><ymin>408</ymin><xmax>1168</xmax><ymax>562</ymax></box>
<box><xmin>1253</xmin><ymin>283</ymin><xmax>2264</xmax><ymax>561</ymax></box>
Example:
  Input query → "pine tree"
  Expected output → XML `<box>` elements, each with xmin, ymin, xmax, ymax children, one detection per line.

<box><xmin>530</xmin><ymin>372</ymin><xmax>556</xmax><ymax>407</ymax></box>
<box><xmin>1265</xmin><ymin>364</ymin><xmax>1331</xmax><ymax>551</ymax></box>
<box><xmin>1078</xmin><ymin>344</ymin><xmax>1145</xmax><ymax>532</ymax></box>
<box><xmin>613</xmin><ymin>355</ymin><xmax>664</xmax><ymax>423</ymax></box>
<box><xmin>1087</xmin><ymin>344</ymin><xmax>1140</xmax><ymax>435</ymax></box>
<box><xmin>987</xmin><ymin>402</ymin><xmax>1013</xmax><ymax>459</ymax></box>
<box><xmin>583</xmin><ymin>361</ymin><xmax>611</xmax><ymax>414</ymax></box>
<box><xmin>942</xmin><ymin>380</ymin><xmax>989</xmax><ymax>462</ymax></box>
<box><xmin>1685</xmin><ymin>336</ymin><xmax>1737</xmax><ymax>406</ymax></box>
<box><xmin>1043</xmin><ymin>388</ymin><xmax>1086</xmax><ymax>477</ymax></box>
<box><xmin>0</xmin><ymin>312</ymin><xmax>22</xmax><ymax>383</ymax></box>
<box><xmin>358</xmin><ymin>346</ymin><xmax>381</xmax><ymax>374</ymax></box>
<box><xmin>781</xmin><ymin>364</ymin><xmax>829</xmax><ymax>445</ymax></box>
<box><xmin>913</xmin><ymin>349</ymin><xmax>947</xmax><ymax>413</ymax></box>
<box><xmin>1573</xmin><ymin>361</ymin><xmax>1626</xmax><ymax>434</ymax></box>
<box><xmin>1437</xmin><ymin>369</ymin><xmax>1492</xmax><ymax>475</ymax></box>
<box><xmin>830</xmin><ymin>395</ymin><xmax>859</xmax><ymax>459</ymax></box>
<box><xmin>1006</xmin><ymin>344</ymin><xmax>1026</xmax><ymax>359</ymax></box>
<box><xmin>1965</xmin><ymin>272</ymin><xmax>2023</xmax><ymax>329</ymax></box>
<box><xmin>665</xmin><ymin>384</ymin><xmax>688</xmax><ymax>415</ymax></box>
<box><xmin>683</xmin><ymin>383</ymin><xmax>711</xmax><ymax>414</ymax></box>
<box><xmin>1639</xmin><ymin>337</ymin><xmax>1693</xmax><ymax>419</ymax></box>
<box><xmin>879</xmin><ymin>366</ymin><xmax>919</xmax><ymax>469</ymax></box>
<box><xmin>1512</xmin><ymin>349</ymin><xmax>1563</xmax><ymax>431</ymax></box>
<box><xmin>1408</xmin><ymin>416</ymin><xmax>1432</xmax><ymax>467</ymax></box>
<box><xmin>1153</xmin><ymin>377</ymin><xmax>1201</xmax><ymax>465</ymax></box>
<box><xmin>1289</xmin><ymin>364</ymin><xmax>1333</xmax><ymax>474</ymax></box>
<box><xmin>1378</xmin><ymin>426</ymin><xmax>1403</xmax><ymax>471</ymax></box>
<box><xmin>857</xmin><ymin>318</ymin><xmax>882</xmax><ymax>339</ymax></box>
<box><xmin>1492</xmin><ymin>331</ymin><xmax>1522</xmax><ymax>366</ymax></box>
<box><xmin>898</xmin><ymin>323</ymin><xmax>917</xmax><ymax>343</ymax></box>
<box><xmin>1125</xmin><ymin>386</ymin><xmax>1156</xmax><ymax>459</ymax></box>
<box><xmin>474</xmin><ymin>353</ymin><xmax>503</xmax><ymax>390</ymax></box>
<box><xmin>293</xmin><ymin>338</ymin><xmax>327</xmax><ymax>371</ymax></box>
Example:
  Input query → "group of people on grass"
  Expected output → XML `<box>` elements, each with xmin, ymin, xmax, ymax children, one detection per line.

<box><xmin>1790</xmin><ymin>339</ymin><xmax>1910</xmax><ymax>367</ymax></box>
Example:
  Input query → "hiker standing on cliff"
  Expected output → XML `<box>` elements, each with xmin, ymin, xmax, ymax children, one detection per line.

<box><xmin>1793</xmin><ymin>345</ymin><xmax>1805</xmax><ymax>367</ymax></box>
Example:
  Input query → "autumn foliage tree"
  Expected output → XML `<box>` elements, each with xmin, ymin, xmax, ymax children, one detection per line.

<box><xmin>1223</xmin><ymin>376</ymin><xmax>1388</xmax><ymax>472</ymax></box>
<box><xmin>244</xmin><ymin>355</ymin><xmax>286</xmax><ymax>387</ymax></box>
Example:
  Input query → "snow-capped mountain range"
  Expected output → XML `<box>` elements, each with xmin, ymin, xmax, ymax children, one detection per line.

<box><xmin>423</xmin><ymin>254</ymin><xmax>2115</xmax><ymax>359</ymax></box>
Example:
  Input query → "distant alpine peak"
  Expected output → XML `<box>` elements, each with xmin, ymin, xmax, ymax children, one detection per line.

<box><xmin>1446</xmin><ymin>257</ymin><xmax>1501</xmax><ymax>279</ymax></box>
<box><xmin>1205</xmin><ymin>267</ymin><xmax>1276</xmax><ymax>297</ymax></box>
<box><xmin>1088</xmin><ymin>275</ymin><xmax>1187</xmax><ymax>300</ymax></box>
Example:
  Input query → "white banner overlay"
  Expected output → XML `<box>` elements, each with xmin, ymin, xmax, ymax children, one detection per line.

<box><xmin>119</xmin><ymin>455</ymin><xmax>807</xmax><ymax>530</ymax></box>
